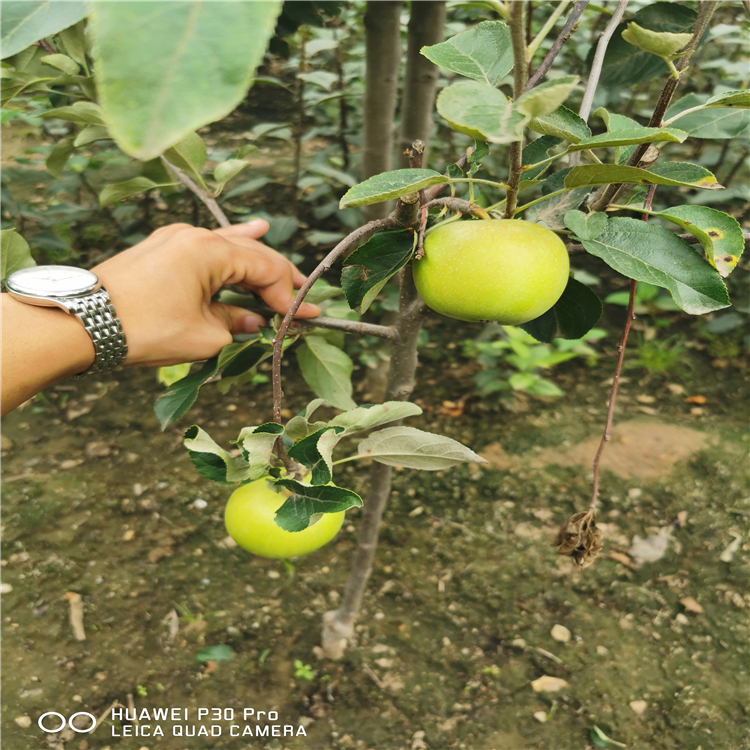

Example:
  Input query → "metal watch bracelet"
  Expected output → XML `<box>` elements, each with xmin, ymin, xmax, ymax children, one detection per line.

<box><xmin>67</xmin><ymin>288</ymin><xmax>128</xmax><ymax>377</ymax></box>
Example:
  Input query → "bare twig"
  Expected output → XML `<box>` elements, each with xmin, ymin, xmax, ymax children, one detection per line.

<box><xmin>424</xmin><ymin>196</ymin><xmax>491</xmax><ymax>218</ymax></box>
<box><xmin>65</xmin><ymin>591</ymin><xmax>86</xmax><ymax>641</ymax></box>
<box><xmin>34</xmin><ymin>39</ymin><xmax>56</xmax><ymax>54</ymax></box>
<box><xmin>571</xmin><ymin>0</ymin><xmax>629</xmax><ymax>167</ymax></box>
<box><xmin>526</xmin><ymin>1</ymin><xmax>590</xmax><ymax>90</ymax></box>
<box><xmin>743</xmin><ymin>0</ymin><xmax>750</xmax><ymax>18</ymax></box>
<box><xmin>590</xmin><ymin>2</ymin><xmax>718</xmax><ymax>211</ymax></box>
<box><xmin>504</xmin><ymin>1</ymin><xmax>528</xmax><ymax>219</ymax></box>
<box><xmin>161</xmin><ymin>156</ymin><xmax>230</xmax><ymax>227</ymax></box>
<box><xmin>590</xmin><ymin>183</ymin><xmax>656</xmax><ymax>511</ymax></box>
<box><xmin>294</xmin><ymin>317</ymin><xmax>398</xmax><ymax>340</ymax></box>
<box><xmin>422</xmin><ymin>149</ymin><xmax>472</xmax><ymax>201</ymax></box>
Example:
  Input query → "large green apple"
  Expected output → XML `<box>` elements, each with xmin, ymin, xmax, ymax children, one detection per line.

<box><xmin>224</xmin><ymin>476</ymin><xmax>345</xmax><ymax>559</ymax></box>
<box><xmin>413</xmin><ymin>219</ymin><xmax>570</xmax><ymax>325</ymax></box>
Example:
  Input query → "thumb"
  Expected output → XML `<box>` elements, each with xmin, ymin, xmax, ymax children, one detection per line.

<box><xmin>210</xmin><ymin>303</ymin><xmax>266</xmax><ymax>334</ymax></box>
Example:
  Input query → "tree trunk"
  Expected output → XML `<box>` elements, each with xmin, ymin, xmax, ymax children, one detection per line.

<box><xmin>398</xmin><ymin>1</ymin><xmax>446</xmax><ymax>168</ymax></box>
<box><xmin>322</xmin><ymin>267</ymin><xmax>424</xmax><ymax>659</ymax></box>
<box><xmin>361</xmin><ymin>1</ymin><xmax>403</xmax><ymax>222</ymax></box>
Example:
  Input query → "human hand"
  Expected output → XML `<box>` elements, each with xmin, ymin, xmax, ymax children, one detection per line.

<box><xmin>92</xmin><ymin>220</ymin><xmax>320</xmax><ymax>368</ymax></box>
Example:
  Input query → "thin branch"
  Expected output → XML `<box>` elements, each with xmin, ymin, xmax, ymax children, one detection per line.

<box><xmin>571</xmin><ymin>0</ymin><xmax>629</xmax><ymax>167</ymax></box>
<box><xmin>526</xmin><ymin>1</ymin><xmax>589</xmax><ymax>90</ymax></box>
<box><xmin>527</xmin><ymin>0</ymin><xmax>570</xmax><ymax>59</ymax></box>
<box><xmin>160</xmin><ymin>156</ymin><xmax>230</xmax><ymax>228</ymax></box>
<box><xmin>590</xmin><ymin>183</ymin><xmax>655</xmax><ymax>511</ymax></box>
<box><xmin>424</xmin><ymin>197</ymin><xmax>491</xmax><ymax>219</ymax></box>
<box><xmin>294</xmin><ymin>317</ymin><xmax>398</xmax><ymax>340</ymax></box>
<box><xmin>590</xmin><ymin>1</ymin><xmax>718</xmax><ymax>211</ymax></box>
<box><xmin>504</xmin><ymin>1</ymin><xmax>528</xmax><ymax>219</ymax></box>
<box><xmin>34</xmin><ymin>39</ymin><xmax>55</xmax><ymax>54</ymax></box>
<box><xmin>744</xmin><ymin>0</ymin><xmax>750</xmax><ymax>19</ymax></box>
<box><xmin>422</xmin><ymin>149</ymin><xmax>472</xmax><ymax>201</ymax></box>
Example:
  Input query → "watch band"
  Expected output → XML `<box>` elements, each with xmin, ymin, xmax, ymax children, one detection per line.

<box><xmin>66</xmin><ymin>288</ymin><xmax>128</xmax><ymax>376</ymax></box>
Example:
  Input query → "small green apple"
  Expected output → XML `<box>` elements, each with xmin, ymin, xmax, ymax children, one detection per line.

<box><xmin>225</xmin><ymin>477</ymin><xmax>345</xmax><ymax>559</ymax></box>
<box><xmin>413</xmin><ymin>219</ymin><xmax>569</xmax><ymax>325</ymax></box>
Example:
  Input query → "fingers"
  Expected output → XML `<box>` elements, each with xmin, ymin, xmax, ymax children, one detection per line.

<box><xmin>210</xmin><ymin>303</ymin><xmax>266</xmax><ymax>334</ymax></box>
<box><xmin>214</xmin><ymin>219</ymin><xmax>270</xmax><ymax>241</ymax></box>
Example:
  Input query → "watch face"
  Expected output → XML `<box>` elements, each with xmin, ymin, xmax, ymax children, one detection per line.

<box><xmin>6</xmin><ymin>266</ymin><xmax>99</xmax><ymax>297</ymax></box>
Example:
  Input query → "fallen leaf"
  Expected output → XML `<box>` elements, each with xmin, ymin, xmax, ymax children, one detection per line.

<box><xmin>531</xmin><ymin>675</ymin><xmax>569</xmax><ymax>693</ymax></box>
<box><xmin>608</xmin><ymin>551</ymin><xmax>639</xmax><ymax>570</ymax></box>
<box><xmin>628</xmin><ymin>527</ymin><xmax>671</xmax><ymax>566</ymax></box>
<box><xmin>684</xmin><ymin>395</ymin><xmax>706</xmax><ymax>404</ymax></box>
<box><xmin>719</xmin><ymin>533</ymin><xmax>741</xmax><ymax>563</ymax></box>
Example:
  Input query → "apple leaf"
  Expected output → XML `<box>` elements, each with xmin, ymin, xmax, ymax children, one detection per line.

<box><xmin>330</xmin><ymin>401</ymin><xmax>423</xmax><ymax>435</ymax></box>
<box><xmin>420</xmin><ymin>20</ymin><xmax>513</xmax><ymax>87</ymax></box>
<box><xmin>40</xmin><ymin>101</ymin><xmax>105</xmax><ymax>125</ymax></box>
<box><xmin>621</xmin><ymin>22</ymin><xmax>692</xmax><ymax>60</ymax></box>
<box><xmin>564</xmin><ymin>162</ymin><xmax>722</xmax><ymax>190</ymax></box>
<box><xmin>665</xmin><ymin>93</ymin><xmax>750</xmax><ymax>139</ymax></box>
<box><xmin>287</xmin><ymin>426</ymin><xmax>344</xmax><ymax>485</ymax></box>
<box><xmin>592</xmin><ymin>108</ymin><xmax>643</xmax><ymax>164</ymax></box>
<box><xmin>520</xmin><ymin>277</ymin><xmax>603</xmax><ymax>343</ymax></box>
<box><xmin>214</xmin><ymin>159</ymin><xmax>249</xmax><ymax>195</ymax></box>
<box><xmin>273</xmin><ymin>479</ymin><xmax>362</xmax><ymax>532</ymax></box>
<box><xmin>99</xmin><ymin>177</ymin><xmax>176</xmax><ymax>207</ymax></box>
<box><xmin>183</xmin><ymin>425</ymin><xmax>255</xmax><ymax>485</ymax></box>
<box><xmin>522</xmin><ymin>135</ymin><xmax>563</xmax><ymax>181</ymax></box>
<box><xmin>568</xmin><ymin>126</ymin><xmax>687</xmax><ymax>152</ymax></box>
<box><xmin>580</xmin><ymin>218</ymin><xmax>730</xmax><ymax>315</ymax></box>
<box><xmin>155</xmin><ymin>357</ymin><xmax>219</xmax><ymax>429</ymax></box>
<box><xmin>529</xmin><ymin>104</ymin><xmax>591</xmax><ymax>143</ymax></box>
<box><xmin>436</xmin><ymin>80</ymin><xmax>526</xmax><ymax>143</ymax></box>
<box><xmin>296</xmin><ymin>335</ymin><xmax>356</xmax><ymax>411</ymax></box>
<box><xmin>341</xmin><ymin>230</ymin><xmax>415</xmax><ymax>314</ymax></box>
<box><xmin>526</xmin><ymin>168</ymin><xmax>591</xmax><ymax>230</ymax></box>
<box><xmin>564</xmin><ymin>210</ymin><xmax>609</xmax><ymax>241</ymax></box>
<box><xmin>1</xmin><ymin>1</ymin><xmax>87</xmax><ymax>59</ymax></box>
<box><xmin>635</xmin><ymin>205</ymin><xmax>744</xmax><ymax>278</ymax></box>
<box><xmin>74</xmin><ymin>125</ymin><xmax>110</xmax><ymax>147</ymax></box>
<box><xmin>515</xmin><ymin>75</ymin><xmax>579</xmax><ymax>119</ymax></box>
<box><xmin>234</xmin><ymin>422</ymin><xmax>284</xmax><ymax>480</ymax></box>
<box><xmin>45</xmin><ymin>136</ymin><xmax>76</xmax><ymax>178</ymax></box>
<box><xmin>704</xmin><ymin>89</ymin><xmax>750</xmax><ymax>109</ymax></box>
<box><xmin>0</xmin><ymin>229</ymin><xmax>36</xmax><ymax>280</ymax></box>
<box><xmin>357</xmin><ymin>426</ymin><xmax>486</xmax><ymax>470</ymax></box>
<box><xmin>339</xmin><ymin>169</ymin><xmax>445</xmax><ymax>209</ymax></box>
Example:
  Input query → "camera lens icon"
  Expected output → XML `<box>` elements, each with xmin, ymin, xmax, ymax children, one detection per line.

<box><xmin>38</xmin><ymin>712</ymin><xmax>97</xmax><ymax>733</ymax></box>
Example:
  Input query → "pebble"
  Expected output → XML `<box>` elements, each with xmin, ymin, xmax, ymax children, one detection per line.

<box><xmin>14</xmin><ymin>716</ymin><xmax>32</xmax><ymax>728</ymax></box>
<box><xmin>267</xmin><ymin>570</ymin><xmax>280</xmax><ymax>579</ymax></box>
<box><xmin>192</xmin><ymin>499</ymin><xmax>208</xmax><ymax>510</ymax></box>
<box><xmin>533</xmin><ymin>711</ymin><xmax>548</xmax><ymax>723</ymax></box>
<box><xmin>550</xmin><ymin>624</ymin><xmax>571</xmax><ymax>643</ymax></box>
<box><xmin>531</xmin><ymin>675</ymin><xmax>569</xmax><ymax>693</ymax></box>
<box><xmin>629</xmin><ymin>700</ymin><xmax>648</xmax><ymax>716</ymax></box>
<box><xmin>0</xmin><ymin>583</ymin><xmax>12</xmax><ymax>594</ymax></box>
<box><xmin>122</xmin><ymin>530</ymin><xmax>135</xmax><ymax>542</ymax></box>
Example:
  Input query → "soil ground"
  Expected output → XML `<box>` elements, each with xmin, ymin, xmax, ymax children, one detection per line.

<box><xmin>2</xmin><ymin>316</ymin><xmax>749</xmax><ymax>750</ymax></box>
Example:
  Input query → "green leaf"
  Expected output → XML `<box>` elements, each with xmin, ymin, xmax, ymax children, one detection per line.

<box><xmin>520</xmin><ymin>277</ymin><xmax>603</xmax><ymax>343</ymax></box>
<box><xmin>46</xmin><ymin>136</ymin><xmax>75</xmax><ymax>178</ymax></box>
<box><xmin>339</xmin><ymin>169</ymin><xmax>445</xmax><ymax>209</ymax></box>
<box><xmin>705</xmin><ymin>89</ymin><xmax>750</xmax><ymax>109</ymax></box>
<box><xmin>596</xmin><ymin>2</ymin><xmax>697</xmax><ymax>88</ymax></box>
<box><xmin>74</xmin><ymin>125</ymin><xmax>110</xmax><ymax>147</ymax></box>
<box><xmin>99</xmin><ymin>177</ymin><xmax>175</xmax><ymax>207</ymax></box>
<box><xmin>580</xmin><ymin>218</ymin><xmax>730</xmax><ymax>315</ymax></box>
<box><xmin>592</xmin><ymin>108</ymin><xmax>643</xmax><ymax>164</ymax></box>
<box><xmin>357</xmin><ymin>426</ymin><xmax>485</xmax><ymax>470</ymax></box>
<box><xmin>636</xmin><ymin>205</ymin><xmax>744</xmax><ymax>278</ymax></box>
<box><xmin>341</xmin><ymin>230</ymin><xmax>414</xmax><ymax>314</ymax></box>
<box><xmin>234</xmin><ymin>423</ymin><xmax>284</xmax><ymax>480</ymax></box>
<box><xmin>436</xmin><ymin>80</ymin><xmax>525</xmax><ymax>143</ymax></box>
<box><xmin>522</xmin><ymin>135</ymin><xmax>563</xmax><ymax>180</ymax></box>
<box><xmin>154</xmin><ymin>357</ymin><xmax>219</xmax><ymax>429</ymax></box>
<box><xmin>467</xmin><ymin>140</ymin><xmax>490</xmax><ymax>176</ymax></box>
<box><xmin>57</xmin><ymin>20</ymin><xmax>88</xmax><ymax>70</ymax></box>
<box><xmin>214</xmin><ymin>159</ymin><xmax>249</xmax><ymax>194</ymax></box>
<box><xmin>515</xmin><ymin>75</ymin><xmax>579</xmax><ymax>119</ymax></box>
<box><xmin>329</xmin><ymin>401</ymin><xmax>423</xmax><ymax>435</ymax></box>
<box><xmin>0</xmin><ymin>229</ymin><xmax>35</xmax><ymax>280</ymax></box>
<box><xmin>40</xmin><ymin>101</ymin><xmax>105</xmax><ymax>125</ymax></box>
<box><xmin>273</xmin><ymin>479</ymin><xmax>362</xmax><ymax>532</ymax></box>
<box><xmin>296</xmin><ymin>335</ymin><xmax>356</xmax><ymax>411</ymax></box>
<box><xmin>569</xmin><ymin>126</ymin><xmax>687</xmax><ymax>152</ymax></box>
<box><xmin>89</xmin><ymin>1</ymin><xmax>282</xmax><ymax>159</ymax></box>
<box><xmin>220</xmin><ymin>341</ymin><xmax>270</xmax><ymax>379</ymax></box>
<box><xmin>564</xmin><ymin>210</ymin><xmax>608</xmax><ymax>240</ymax></box>
<box><xmin>1</xmin><ymin>1</ymin><xmax>87</xmax><ymax>60</ymax></box>
<box><xmin>421</xmin><ymin>20</ymin><xmax>513</xmax><ymax>87</ymax></box>
<box><xmin>163</xmin><ymin>132</ymin><xmax>208</xmax><ymax>189</ymax></box>
<box><xmin>665</xmin><ymin>93</ymin><xmax>750</xmax><ymax>139</ymax></box>
<box><xmin>287</xmin><ymin>426</ymin><xmax>344</xmax><ymax>485</ymax></box>
<box><xmin>621</xmin><ymin>22</ymin><xmax>692</xmax><ymax>59</ymax></box>
<box><xmin>183</xmin><ymin>425</ymin><xmax>253</xmax><ymax>485</ymax></box>
<box><xmin>526</xmin><ymin>168</ymin><xmax>591</xmax><ymax>230</ymax></box>
<box><xmin>196</xmin><ymin>645</ymin><xmax>233</xmax><ymax>663</ymax></box>
<box><xmin>564</xmin><ymin>162</ymin><xmax>722</xmax><ymax>190</ymax></box>
<box><xmin>529</xmin><ymin>104</ymin><xmax>591</xmax><ymax>143</ymax></box>
<box><xmin>156</xmin><ymin>363</ymin><xmax>191</xmax><ymax>387</ymax></box>
<box><xmin>40</xmin><ymin>53</ymin><xmax>79</xmax><ymax>75</ymax></box>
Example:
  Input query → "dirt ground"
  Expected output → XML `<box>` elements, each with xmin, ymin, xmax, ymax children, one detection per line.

<box><xmin>2</xmin><ymin>315</ymin><xmax>749</xmax><ymax>750</ymax></box>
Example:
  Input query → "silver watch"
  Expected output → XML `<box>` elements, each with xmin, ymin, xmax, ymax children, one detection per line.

<box><xmin>5</xmin><ymin>265</ymin><xmax>128</xmax><ymax>377</ymax></box>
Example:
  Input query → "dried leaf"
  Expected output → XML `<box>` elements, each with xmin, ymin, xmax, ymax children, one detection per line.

<box><xmin>680</xmin><ymin>596</ymin><xmax>704</xmax><ymax>614</ymax></box>
<box><xmin>552</xmin><ymin>510</ymin><xmax>603</xmax><ymax>568</ymax></box>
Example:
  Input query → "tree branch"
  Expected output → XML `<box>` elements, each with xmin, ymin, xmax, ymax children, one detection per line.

<box><xmin>294</xmin><ymin>317</ymin><xmax>398</xmax><ymax>340</ymax></box>
<box><xmin>422</xmin><ymin>149</ymin><xmax>472</xmax><ymax>201</ymax></box>
<box><xmin>504</xmin><ymin>1</ymin><xmax>528</xmax><ymax>219</ymax></box>
<box><xmin>526</xmin><ymin>1</ymin><xmax>589</xmax><ymax>90</ymax></box>
<box><xmin>590</xmin><ymin>1</ymin><xmax>718</xmax><ymax>211</ymax></box>
<box><xmin>570</xmin><ymin>0</ymin><xmax>629</xmax><ymax>167</ymax></box>
<box><xmin>160</xmin><ymin>156</ymin><xmax>230</xmax><ymax>228</ymax></box>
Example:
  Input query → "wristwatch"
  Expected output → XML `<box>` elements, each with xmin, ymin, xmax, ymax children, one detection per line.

<box><xmin>5</xmin><ymin>265</ymin><xmax>128</xmax><ymax>376</ymax></box>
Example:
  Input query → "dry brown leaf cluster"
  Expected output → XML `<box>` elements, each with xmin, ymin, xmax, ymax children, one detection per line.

<box><xmin>552</xmin><ymin>510</ymin><xmax>604</xmax><ymax>569</ymax></box>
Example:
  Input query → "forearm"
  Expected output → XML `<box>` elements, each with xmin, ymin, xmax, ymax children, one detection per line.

<box><xmin>1</xmin><ymin>294</ymin><xmax>95</xmax><ymax>415</ymax></box>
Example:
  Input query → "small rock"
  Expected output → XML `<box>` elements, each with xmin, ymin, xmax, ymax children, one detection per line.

<box><xmin>408</xmin><ymin>506</ymin><xmax>424</xmax><ymax>517</ymax></box>
<box><xmin>1</xmin><ymin>434</ymin><xmax>13</xmax><ymax>451</ymax></box>
<box><xmin>511</xmin><ymin>638</ymin><xmax>527</xmax><ymax>649</ymax></box>
<box><xmin>676</xmin><ymin>511</ymin><xmax>689</xmax><ymax>527</ymax></box>
<box><xmin>0</xmin><ymin>583</ymin><xmax>12</xmax><ymax>594</ymax></box>
<box><xmin>629</xmin><ymin>700</ymin><xmax>648</xmax><ymax>716</ymax></box>
<box><xmin>550</xmin><ymin>624</ymin><xmax>571</xmax><ymax>643</ymax></box>
<box><xmin>60</xmin><ymin>459</ymin><xmax>84</xmax><ymax>470</ymax></box>
<box><xmin>680</xmin><ymin>596</ymin><xmax>704</xmax><ymax>614</ymax></box>
<box><xmin>85</xmin><ymin>441</ymin><xmax>111</xmax><ymax>458</ymax></box>
<box><xmin>14</xmin><ymin>716</ymin><xmax>32</xmax><ymax>728</ymax></box>
<box><xmin>375</xmin><ymin>658</ymin><xmax>394</xmax><ymax>668</ymax></box>
<box><xmin>531</xmin><ymin>675</ymin><xmax>569</xmax><ymax>693</ymax></box>
<box><xmin>667</xmin><ymin>383</ymin><xmax>685</xmax><ymax>395</ymax></box>
<box><xmin>690</xmin><ymin>407</ymin><xmax>704</xmax><ymax>416</ymax></box>
<box><xmin>533</xmin><ymin>711</ymin><xmax>548</xmax><ymax>723</ymax></box>
<box><xmin>636</xmin><ymin>394</ymin><xmax>655</xmax><ymax>404</ymax></box>
<box><xmin>133</xmin><ymin>483</ymin><xmax>144</xmax><ymax>496</ymax></box>
<box><xmin>122</xmin><ymin>529</ymin><xmax>135</xmax><ymax>542</ymax></box>
<box><xmin>675</xmin><ymin>613</ymin><xmax>689</xmax><ymax>625</ymax></box>
<box><xmin>267</xmin><ymin>570</ymin><xmax>280</xmax><ymax>579</ymax></box>
<box><xmin>192</xmin><ymin>499</ymin><xmax>208</xmax><ymax>510</ymax></box>
<box><xmin>627</xmin><ymin>488</ymin><xmax>643</xmax><ymax>500</ymax></box>
<box><xmin>596</xmin><ymin>645</ymin><xmax>609</xmax><ymax>655</ymax></box>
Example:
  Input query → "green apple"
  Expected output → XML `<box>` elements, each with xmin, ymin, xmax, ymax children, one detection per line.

<box><xmin>413</xmin><ymin>219</ymin><xmax>570</xmax><ymax>325</ymax></box>
<box><xmin>225</xmin><ymin>477</ymin><xmax>345</xmax><ymax>559</ymax></box>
